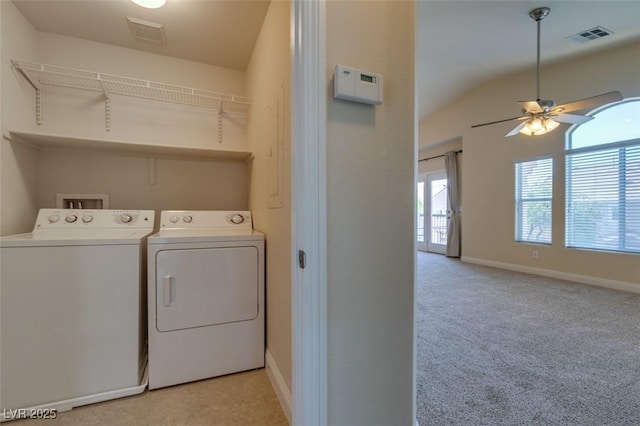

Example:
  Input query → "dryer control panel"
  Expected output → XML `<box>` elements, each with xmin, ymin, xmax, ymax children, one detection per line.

<box><xmin>160</xmin><ymin>211</ymin><xmax>253</xmax><ymax>230</ymax></box>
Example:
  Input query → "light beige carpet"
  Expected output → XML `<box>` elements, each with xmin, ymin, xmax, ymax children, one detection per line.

<box><xmin>416</xmin><ymin>252</ymin><xmax>640</xmax><ymax>426</ymax></box>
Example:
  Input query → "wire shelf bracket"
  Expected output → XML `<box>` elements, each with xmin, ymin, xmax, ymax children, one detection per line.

<box><xmin>11</xmin><ymin>59</ymin><xmax>251</xmax><ymax>133</ymax></box>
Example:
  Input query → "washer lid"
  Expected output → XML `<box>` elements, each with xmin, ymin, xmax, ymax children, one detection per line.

<box><xmin>0</xmin><ymin>230</ymin><xmax>153</xmax><ymax>247</ymax></box>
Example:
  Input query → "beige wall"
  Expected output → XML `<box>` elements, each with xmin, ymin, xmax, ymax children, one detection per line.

<box><xmin>1</xmin><ymin>1</ymin><xmax>39</xmax><ymax>235</ymax></box>
<box><xmin>36</xmin><ymin>148</ymin><xmax>248</xmax><ymax>214</ymax></box>
<box><xmin>33</xmin><ymin>33</ymin><xmax>247</xmax><ymax>151</ymax></box>
<box><xmin>245</xmin><ymin>0</ymin><xmax>292</xmax><ymax>399</ymax></box>
<box><xmin>1</xmin><ymin>5</ymin><xmax>251</xmax><ymax>235</ymax></box>
<box><xmin>418</xmin><ymin>138</ymin><xmax>462</xmax><ymax>175</ymax></box>
<box><xmin>326</xmin><ymin>2</ymin><xmax>415</xmax><ymax>425</ymax></box>
<box><xmin>420</xmin><ymin>41</ymin><xmax>640</xmax><ymax>285</ymax></box>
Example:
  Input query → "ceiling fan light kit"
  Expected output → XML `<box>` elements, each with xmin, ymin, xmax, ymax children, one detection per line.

<box><xmin>471</xmin><ymin>7</ymin><xmax>623</xmax><ymax>137</ymax></box>
<box><xmin>519</xmin><ymin>117</ymin><xmax>559</xmax><ymax>136</ymax></box>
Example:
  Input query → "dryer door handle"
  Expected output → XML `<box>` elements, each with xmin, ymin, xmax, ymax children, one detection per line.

<box><xmin>162</xmin><ymin>275</ymin><xmax>176</xmax><ymax>307</ymax></box>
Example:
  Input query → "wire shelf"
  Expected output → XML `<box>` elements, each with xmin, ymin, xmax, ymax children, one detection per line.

<box><xmin>11</xmin><ymin>60</ymin><xmax>251</xmax><ymax>114</ymax></box>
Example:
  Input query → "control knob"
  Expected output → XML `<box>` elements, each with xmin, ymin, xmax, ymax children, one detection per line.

<box><xmin>183</xmin><ymin>215</ymin><xmax>193</xmax><ymax>224</ymax></box>
<box><xmin>48</xmin><ymin>214</ymin><xmax>60</xmax><ymax>223</ymax></box>
<box><xmin>169</xmin><ymin>215</ymin><xmax>179</xmax><ymax>224</ymax></box>
<box><xmin>120</xmin><ymin>214</ymin><xmax>133</xmax><ymax>224</ymax></box>
<box><xmin>231</xmin><ymin>214</ymin><xmax>244</xmax><ymax>224</ymax></box>
<box><xmin>82</xmin><ymin>215</ymin><xmax>94</xmax><ymax>223</ymax></box>
<box><xmin>65</xmin><ymin>214</ymin><xmax>78</xmax><ymax>223</ymax></box>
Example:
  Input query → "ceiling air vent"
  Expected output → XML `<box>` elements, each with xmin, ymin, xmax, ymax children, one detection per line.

<box><xmin>567</xmin><ymin>26</ymin><xmax>614</xmax><ymax>43</ymax></box>
<box><xmin>127</xmin><ymin>17</ymin><xmax>166</xmax><ymax>44</ymax></box>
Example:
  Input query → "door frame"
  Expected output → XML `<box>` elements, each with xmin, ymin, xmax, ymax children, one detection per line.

<box><xmin>291</xmin><ymin>1</ymin><xmax>327</xmax><ymax>425</ymax></box>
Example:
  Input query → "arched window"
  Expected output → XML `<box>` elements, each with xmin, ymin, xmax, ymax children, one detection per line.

<box><xmin>565</xmin><ymin>98</ymin><xmax>640</xmax><ymax>253</ymax></box>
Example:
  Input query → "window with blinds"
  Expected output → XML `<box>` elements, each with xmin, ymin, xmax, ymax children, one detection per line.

<box><xmin>566</xmin><ymin>99</ymin><xmax>640</xmax><ymax>254</ymax></box>
<box><xmin>515</xmin><ymin>157</ymin><xmax>553</xmax><ymax>244</ymax></box>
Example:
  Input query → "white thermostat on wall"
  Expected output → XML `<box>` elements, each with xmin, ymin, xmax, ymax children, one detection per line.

<box><xmin>334</xmin><ymin>64</ymin><xmax>383</xmax><ymax>105</ymax></box>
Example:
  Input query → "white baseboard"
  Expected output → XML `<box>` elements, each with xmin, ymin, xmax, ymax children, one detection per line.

<box><xmin>265</xmin><ymin>349</ymin><xmax>292</xmax><ymax>424</ymax></box>
<box><xmin>461</xmin><ymin>257</ymin><xmax>640</xmax><ymax>294</ymax></box>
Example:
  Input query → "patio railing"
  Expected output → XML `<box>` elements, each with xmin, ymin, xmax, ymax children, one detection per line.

<box><xmin>431</xmin><ymin>213</ymin><xmax>448</xmax><ymax>245</ymax></box>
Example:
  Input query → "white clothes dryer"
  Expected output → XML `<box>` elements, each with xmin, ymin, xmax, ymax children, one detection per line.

<box><xmin>147</xmin><ymin>210</ymin><xmax>264</xmax><ymax>390</ymax></box>
<box><xmin>0</xmin><ymin>209</ymin><xmax>154</xmax><ymax>416</ymax></box>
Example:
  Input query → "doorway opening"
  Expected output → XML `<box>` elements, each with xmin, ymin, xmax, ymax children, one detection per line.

<box><xmin>417</xmin><ymin>172</ymin><xmax>448</xmax><ymax>254</ymax></box>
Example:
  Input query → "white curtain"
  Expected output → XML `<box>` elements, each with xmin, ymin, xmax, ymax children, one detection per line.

<box><xmin>445</xmin><ymin>151</ymin><xmax>461</xmax><ymax>257</ymax></box>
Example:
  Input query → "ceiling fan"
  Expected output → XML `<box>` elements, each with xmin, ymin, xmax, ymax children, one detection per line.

<box><xmin>472</xmin><ymin>7</ymin><xmax>623</xmax><ymax>137</ymax></box>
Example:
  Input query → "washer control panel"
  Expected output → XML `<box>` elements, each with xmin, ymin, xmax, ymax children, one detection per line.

<box><xmin>160</xmin><ymin>211</ymin><xmax>253</xmax><ymax>230</ymax></box>
<box><xmin>34</xmin><ymin>209</ymin><xmax>155</xmax><ymax>230</ymax></box>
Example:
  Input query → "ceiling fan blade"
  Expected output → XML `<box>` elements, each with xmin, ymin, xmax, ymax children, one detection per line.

<box><xmin>553</xmin><ymin>113</ymin><xmax>594</xmax><ymax>124</ymax></box>
<box><xmin>556</xmin><ymin>91</ymin><xmax>623</xmax><ymax>113</ymax></box>
<box><xmin>518</xmin><ymin>100</ymin><xmax>543</xmax><ymax>113</ymax></box>
<box><xmin>471</xmin><ymin>115</ymin><xmax>528</xmax><ymax>128</ymax></box>
<box><xmin>505</xmin><ymin>121</ymin><xmax>529</xmax><ymax>137</ymax></box>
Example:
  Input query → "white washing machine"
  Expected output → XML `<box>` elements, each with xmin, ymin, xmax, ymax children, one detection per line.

<box><xmin>147</xmin><ymin>210</ymin><xmax>264</xmax><ymax>390</ymax></box>
<box><xmin>0</xmin><ymin>208</ymin><xmax>154</xmax><ymax>417</ymax></box>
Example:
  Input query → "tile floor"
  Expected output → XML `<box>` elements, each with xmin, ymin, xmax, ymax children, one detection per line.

<box><xmin>14</xmin><ymin>369</ymin><xmax>287</xmax><ymax>426</ymax></box>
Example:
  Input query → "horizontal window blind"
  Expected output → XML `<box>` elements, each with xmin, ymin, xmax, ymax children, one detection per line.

<box><xmin>515</xmin><ymin>158</ymin><xmax>553</xmax><ymax>244</ymax></box>
<box><xmin>566</xmin><ymin>144</ymin><xmax>640</xmax><ymax>253</ymax></box>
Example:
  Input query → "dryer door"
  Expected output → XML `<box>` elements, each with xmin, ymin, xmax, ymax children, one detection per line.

<box><xmin>155</xmin><ymin>246</ymin><xmax>258</xmax><ymax>332</ymax></box>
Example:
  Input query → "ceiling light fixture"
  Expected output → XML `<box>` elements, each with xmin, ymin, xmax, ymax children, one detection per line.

<box><xmin>519</xmin><ymin>116</ymin><xmax>559</xmax><ymax>136</ymax></box>
<box><xmin>131</xmin><ymin>0</ymin><xmax>166</xmax><ymax>9</ymax></box>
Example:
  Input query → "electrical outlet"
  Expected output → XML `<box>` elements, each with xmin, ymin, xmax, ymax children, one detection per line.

<box><xmin>532</xmin><ymin>250</ymin><xmax>539</xmax><ymax>259</ymax></box>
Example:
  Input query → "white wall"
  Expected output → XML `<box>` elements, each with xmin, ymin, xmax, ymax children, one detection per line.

<box><xmin>326</xmin><ymin>1</ymin><xmax>415</xmax><ymax>424</ymax></box>
<box><xmin>1</xmin><ymin>8</ymin><xmax>252</xmax><ymax>235</ymax></box>
<box><xmin>245</xmin><ymin>0</ymin><xmax>292</xmax><ymax>417</ymax></box>
<box><xmin>420</xmin><ymin>41</ymin><xmax>640</xmax><ymax>285</ymax></box>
